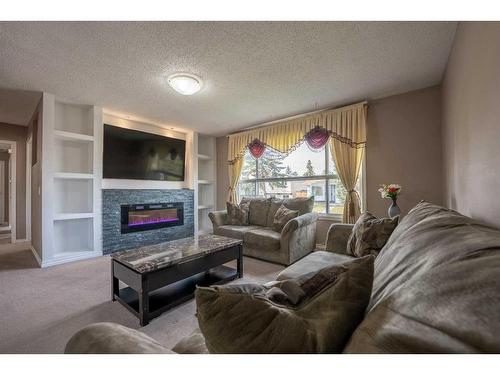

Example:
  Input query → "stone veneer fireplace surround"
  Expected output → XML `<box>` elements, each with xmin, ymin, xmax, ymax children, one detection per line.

<box><xmin>102</xmin><ymin>189</ymin><xmax>194</xmax><ymax>255</ymax></box>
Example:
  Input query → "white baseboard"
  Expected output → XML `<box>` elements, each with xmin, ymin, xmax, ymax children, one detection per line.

<box><xmin>39</xmin><ymin>251</ymin><xmax>103</xmax><ymax>268</ymax></box>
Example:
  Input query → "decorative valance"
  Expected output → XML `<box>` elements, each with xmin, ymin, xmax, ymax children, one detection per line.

<box><xmin>228</xmin><ymin>101</ymin><xmax>367</xmax><ymax>164</ymax></box>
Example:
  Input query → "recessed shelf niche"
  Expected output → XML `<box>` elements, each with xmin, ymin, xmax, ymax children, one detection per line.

<box><xmin>53</xmin><ymin>218</ymin><xmax>94</xmax><ymax>255</ymax></box>
<box><xmin>55</xmin><ymin>102</ymin><xmax>94</xmax><ymax>136</ymax></box>
<box><xmin>54</xmin><ymin>178</ymin><xmax>93</xmax><ymax>214</ymax></box>
<box><xmin>54</xmin><ymin>138</ymin><xmax>93</xmax><ymax>174</ymax></box>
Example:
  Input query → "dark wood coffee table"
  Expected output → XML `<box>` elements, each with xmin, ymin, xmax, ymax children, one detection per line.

<box><xmin>111</xmin><ymin>234</ymin><xmax>243</xmax><ymax>326</ymax></box>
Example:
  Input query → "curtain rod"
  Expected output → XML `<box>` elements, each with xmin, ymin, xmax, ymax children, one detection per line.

<box><xmin>227</xmin><ymin>100</ymin><xmax>368</xmax><ymax>137</ymax></box>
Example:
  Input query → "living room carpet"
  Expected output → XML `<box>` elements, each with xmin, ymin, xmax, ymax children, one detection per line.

<box><xmin>0</xmin><ymin>245</ymin><xmax>283</xmax><ymax>353</ymax></box>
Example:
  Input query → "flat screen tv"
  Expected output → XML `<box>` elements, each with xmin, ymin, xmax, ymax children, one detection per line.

<box><xmin>103</xmin><ymin>124</ymin><xmax>186</xmax><ymax>181</ymax></box>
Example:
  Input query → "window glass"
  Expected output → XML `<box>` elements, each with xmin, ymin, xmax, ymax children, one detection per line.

<box><xmin>238</xmin><ymin>181</ymin><xmax>257</xmax><ymax>199</ymax></box>
<box><xmin>237</xmin><ymin>140</ymin><xmax>363</xmax><ymax>216</ymax></box>
<box><xmin>282</xmin><ymin>142</ymin><xmax>325</xmax><ymax>177</ymax></box>
<box><xmin>240</xmin><ymin>150</ymin><xmax>256</xmax><ymax>180</ymax></box>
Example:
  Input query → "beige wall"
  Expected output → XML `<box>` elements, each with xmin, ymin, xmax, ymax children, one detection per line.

<box><xmin>442</xmin><ymin>22</ymin><xmax>500</xmax><ymax>228</ymax></box>
<box><xmin>0</xmin><ymin>123</ymin><xmax>28</xmax><ymax>239</ymax></box>
<box><xmin>366</xmin><ymin>86</ymin><xmax>443</xmax><ymax>217</ymax></box>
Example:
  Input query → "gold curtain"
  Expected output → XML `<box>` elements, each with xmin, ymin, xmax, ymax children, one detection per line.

<box><xmin>330</xmin><ymin>139</ymin><xmax>364</xmax><ymax>223</ymax></box>
<box><xmin>227</xmin><ymin>157</ymin><xmax>243</xmax><ymax>203</ymax></box>
<box><xmin>228</xmin><ymin>102</ymin><xmax>367</xmax><ymax>164</ymax></box>
<box><xmin>227</xmin><ymin>101</ymin><xmax>367</xmax><ymax>214</ymax></box>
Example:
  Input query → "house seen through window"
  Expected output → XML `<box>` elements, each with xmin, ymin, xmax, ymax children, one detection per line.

<box><xmin>238</xmin><ymin>142</ymin><xmax>362</xmax><ymax>215</ymax></box>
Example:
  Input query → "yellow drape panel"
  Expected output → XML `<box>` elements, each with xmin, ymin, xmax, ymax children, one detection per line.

<box><xmin>228</xmin><ymin>102</ymin><xmax>366</xmax><ymax>163</ymax></box>
<box><xmin>330</xmin><ymin>139</ymin><xmax>364</xmax><ymax>223</ymax></box>
<box><xmin>227</xmin><ymin>157</ymin><xmax>243</xmax><ymax>203</ymax></box>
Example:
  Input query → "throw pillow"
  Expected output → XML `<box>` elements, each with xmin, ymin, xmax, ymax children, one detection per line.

<box><xmin>272</xmin><ymin>204</ymin><xmax>299</xmax><ymax>232</ymax></box>
<box><xmin>347</xmin><ymin>212</ymin><xmax>399</xmax><ymax>257</ymax></box>
<box><xmin>245</xmin><ymin>197</ymin><xmax>272</xmax><ymax>226</ymax></box>
<box><xmin>226</xmin><ymin>201</ymin><xmax>249</xmax><ymax>225</ymax></box>
<box><xmin>195</xmin><ymin>255</ymin><xmax>374</xmax><ymax>353</ymax></box>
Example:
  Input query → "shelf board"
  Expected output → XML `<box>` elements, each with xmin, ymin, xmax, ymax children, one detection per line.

<box><xmin>54</xmin><ymin>213</ymin><xmax>94</xmax><ymax>221</ymax></box>
<box><xmin>198</xmin><ymin>205</ymin><xmax>213</xmax><ymax>210</ymax></box>
<box><xmin>198</xmin><ymin>180</ymin><xmax>213</xmax><ymax>185</ymax></box>
<box><xmin>54</xmin><ymin>172</ymin><xmax>94</xmax><ymax>179</ymax></box>
<box><xmin>197</xmin><ymin>154</ymin><xmax>211</xmax><ymax>161</ymax></box>
<box><xmin>54</xmin><ymin>130</ymin><xmax>94</xmax><ymax>142</ymax></box>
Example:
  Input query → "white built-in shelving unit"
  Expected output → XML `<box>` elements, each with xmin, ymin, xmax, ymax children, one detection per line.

<box><xmin>194</xmin><ymin>133</ymin><xmax>216</xmax><ymax>235</ymax></box>
<box><xmin>39</xmin><ymin>95</ymin><xmax>102</xmax><ymax>267</ymax></box>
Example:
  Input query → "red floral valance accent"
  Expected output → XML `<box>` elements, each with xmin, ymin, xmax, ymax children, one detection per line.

<box><xmin>305</xmin><ymin>126</ymin><xmax>330</xmax><ymax>150</ymax></box>
<box><xmin>248</xmin><ymin>138</ymin><xmax>266</xmax><ymax>159</ymax></box>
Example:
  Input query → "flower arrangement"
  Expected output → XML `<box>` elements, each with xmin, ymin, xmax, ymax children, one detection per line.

<box><xmin>378</xmin><ymin>184</ymin><xmax>402</xmax><ymax>200</ymax></box>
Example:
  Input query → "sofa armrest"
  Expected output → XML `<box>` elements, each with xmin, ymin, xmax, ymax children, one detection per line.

<box><xmin>65</xmin><ymin>323</ymin><xmax>174</xmax><ymax>354</ymax></box>
<box><xmin>325</xmin><ymin>223</ymin><xmax>354</xmax><ymax>255</ymax></box>
<box><xmin>208</xmin><ymin>210</ymin><xmax>228</xmax><ymax>231</ymax></box>
<box><xmin>280</xmin><ymin>212</ymin><xmax>319</xmax><ymax>264</ymax></box>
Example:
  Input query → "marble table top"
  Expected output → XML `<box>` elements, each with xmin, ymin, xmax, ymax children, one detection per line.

<box><xmin>111</xmin><ymin>234</ymin><xmax>242</xmax><ymax>274</ymax></box>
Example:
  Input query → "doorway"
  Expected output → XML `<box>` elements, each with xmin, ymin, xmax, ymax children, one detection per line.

<box><xmin>0</xmin><ymin>141</ymin><xmax>16</xmax><ymax>244</ymax></box>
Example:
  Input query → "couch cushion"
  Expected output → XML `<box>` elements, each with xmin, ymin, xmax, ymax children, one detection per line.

<box><xmin>195</xmin><ymin>256</ymin><xmax>374</xmax><ymax>353</ymax></box>
<box><xmin>277</xmin><ymin>250</ymin><xmax>354</xmax><ymax>280</ymax></box>
<box><xmin>283</xmin><ymin>196</ymin><xmax>314</xmax><ymax>216</ymax></box>
<box><xmin>171</xmin><ymin>329</ymin><xmax>209</xmax><ymax>354</ymax></box>
<box><xmin>266</xmin><ymin>199</ymin><xmax>284</xmax><ymax>227</ymax></box>
<box><xmin>272</xmin><ymin>204</ymin><xmax>299</xmax><ymax>232</ymax></box>
<box><xmin>243</xmin><ymin>228</ymin><xmax>281</xmax><ymax>251</ymax></box>
<box><xmin>344</xmin><ymin>201</ymin><xmax>500</xmax><ymax>353</ymax></box>
<box><xmin>65</xmin><ymin>322</ymin><xmax>172</xmax><ymax>354</ymax></box>
<box><xmin>241</xmin><ymin>197</ymin><xmax>271</xmax><ymax>226</ymax></box>
<box><xmin>346</xmin><ymin>212</ymin><xmax>399</xmax><ymax>257</ymax></box>
<box><xmin>215</xmin><ymin>225</ymin><xmax>261</xmax><ymax>240</ymax></box>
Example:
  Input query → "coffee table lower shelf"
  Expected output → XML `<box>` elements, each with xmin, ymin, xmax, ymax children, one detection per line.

<box><xmin>115</xmin><ymin>265</ymin><xmax>238</xmax><ymax>323</ymax></box>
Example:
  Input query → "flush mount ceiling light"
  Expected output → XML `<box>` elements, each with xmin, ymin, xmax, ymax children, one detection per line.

<box><xmin>167</xmin><ymin>73</ymin><xmax>203</xmax><ymax>95</ymax></box>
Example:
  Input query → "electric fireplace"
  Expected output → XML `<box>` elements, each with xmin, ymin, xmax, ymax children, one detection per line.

<box><xmin>121</xmin><ymin>202</ymin><xmax>184</xmax><ymax>234</ymax></box>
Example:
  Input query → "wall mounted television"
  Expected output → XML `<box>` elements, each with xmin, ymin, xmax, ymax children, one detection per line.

<box><xmin>103</xmin><ymin>124</ymin><xmax>186</xmax><ymax>181</ymax></box>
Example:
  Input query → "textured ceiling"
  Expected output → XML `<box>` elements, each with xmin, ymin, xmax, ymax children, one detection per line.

<box><xmin>0</xmin><ymin>88</ymin><xmax>41</xmax><ymax>126</ymax></box>
<box><xmin>0</xmin><ymin>22</ymin><xmax>456</xmax><ymax>135</ymax></box>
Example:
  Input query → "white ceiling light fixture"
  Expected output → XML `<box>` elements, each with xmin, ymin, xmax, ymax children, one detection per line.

<box><xmin>167</xmin><ymin>73</ymin><xmax>203</xmax><ymax>95</ymax></box>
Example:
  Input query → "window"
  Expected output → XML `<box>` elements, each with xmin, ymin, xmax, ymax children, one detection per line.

<box><xmin>238</xmin><ymin>142</ymin><xmax>363</xmax><ymax>215</ymax></box>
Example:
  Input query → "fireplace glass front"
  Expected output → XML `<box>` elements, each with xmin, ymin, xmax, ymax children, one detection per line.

<box><xmin>121</xmin><ymin>202</ymin><xmax>184</xmax><ymax>233</ymax></box>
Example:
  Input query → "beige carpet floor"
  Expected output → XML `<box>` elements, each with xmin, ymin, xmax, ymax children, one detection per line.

<box><xmin>0</xmin><ymin>245</ymin><xmax>283</xmax><ymax>353</ymax></box>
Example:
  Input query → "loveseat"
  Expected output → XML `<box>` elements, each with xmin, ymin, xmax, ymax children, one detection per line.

<box><xmin>65</xmin><ymin>201</ymin><xmax>500</xmax><ymax>353</ymax></box>
<box><xmin>209</xmin><ymin>197</ymin><xmax>318</xmax><ymax>266</ymax></box>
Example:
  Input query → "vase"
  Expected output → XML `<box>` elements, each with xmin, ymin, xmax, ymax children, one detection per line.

<box><xmin>388</xmin><ymin>198</ymin><xmax>401</xmax><ymax>218</ymax></box>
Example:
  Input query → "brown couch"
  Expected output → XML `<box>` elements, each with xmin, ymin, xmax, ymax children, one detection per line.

<box><xmin>65</xmin><ymin>201</ymin><xmax>500</xmax><ymax>353</ymax></box>
<box><xmin>209</xmin><ymin>197</ymin><xmax>319</xmax><ymax>266</ymax></box>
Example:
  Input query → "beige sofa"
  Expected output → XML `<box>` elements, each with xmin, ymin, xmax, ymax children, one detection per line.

<box><xmin>209</xmin><ymin>197</ymin><xmax>319</xmax><ymax>266</ymax></box>
<box><xmin>65</xmin><ymin>201</ymin><xmax>500</xmax><ymax>353</ymax></box>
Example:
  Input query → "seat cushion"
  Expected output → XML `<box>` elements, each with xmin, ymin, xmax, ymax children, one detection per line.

<box><xmin>344</xmin><ymin>201</ymin><xmax>500</xmax><ymax>353</ymax></box>
<box><xmin>243</xmin><ymin>228</ymin><xmax>281</xmax><ymax>251</ymax></box>
<box><xmin>195</xmin><ymin>256</ymin><xmax>374</xmax><ymax>353</ymax></box>
<box><xmin>277</xmin><ymin>250</ymin><xmax>354</xmax><ymax>280</ymax></box>
<box><xmin>215</xmin><ymin>225</ymin><xmax>261</xmax><ymax>240</ymax></box>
